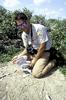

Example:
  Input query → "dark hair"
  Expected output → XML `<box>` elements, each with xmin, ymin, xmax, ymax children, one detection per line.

<box><xmin>15</xmin><ymin>12</ymin><xmax>28</xmax><ymax>20</ymax></box>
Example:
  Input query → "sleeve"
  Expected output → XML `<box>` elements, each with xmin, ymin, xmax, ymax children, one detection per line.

<box><xmin>37</xmin><ymin>27</ymin><xmax>49</xmax><ymax>44</ymax></box>
<box><xmin>21</xmin><ymin>32</ymin><xmax>28</xmax><ymax>48</ymax></box>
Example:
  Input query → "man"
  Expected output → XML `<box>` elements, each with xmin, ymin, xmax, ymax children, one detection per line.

<box><xmin>12</xmin><ymin>12</ymin><xmax>56</xmax><ymax>78</ymax></box>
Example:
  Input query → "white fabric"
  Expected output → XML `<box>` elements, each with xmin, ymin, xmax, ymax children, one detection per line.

<box><xmin>22</xmin><ymin>24</ymin><xmax>52</xmax><ymax>50</ymax></box>
<box><xmin>15</xmin><ymin>55</ymin><xmax>31</xmax><ymax>74</ymax></box>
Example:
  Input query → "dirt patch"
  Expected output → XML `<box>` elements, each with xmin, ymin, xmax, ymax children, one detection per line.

<box><xmin>0</xmin><ymin>62</ymin><xmax>66</xmax><ymax>100</ymax></box>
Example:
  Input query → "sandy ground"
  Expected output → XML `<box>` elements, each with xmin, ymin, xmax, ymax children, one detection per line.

<box><xmin>0</xmin><ymin>62</ymin><xmax>66</xmax><ymax>100</ymax></box>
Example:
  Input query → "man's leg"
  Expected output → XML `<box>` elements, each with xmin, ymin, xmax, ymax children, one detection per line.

<box><xmin>41</xmin><ymin>59</ymin><xmax>56</xmax><ymax>76</ymax></box>
<box><xmin>32</xmin><ymin>52</ymin><xmax>50</xmax><ymax>78</ymax></box>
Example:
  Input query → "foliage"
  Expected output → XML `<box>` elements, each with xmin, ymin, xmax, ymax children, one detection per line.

<box><xmin>31</xmin><ymin>15</ymin><xmax>46</xmax><ymax>25</ymax></box>
<box><xmin>0</xmin><ymin>7</ymin><xmax>17</xmax><ymax>39</ymax></box>
<box><xmin>49</xmin><ymin>19</ymin><xmax>66</xmax><ymax>53</ymax></box>
<box><xmin>0</xmin><ymin>46</ymin><xmax>21</xmax><ymax>63</ymax></box>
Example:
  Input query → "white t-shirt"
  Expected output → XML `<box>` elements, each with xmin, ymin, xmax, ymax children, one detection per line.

<box><xmin>22</xmin><ymin>24</ymin><xmax>52</xmax><ymax>50</ymax></box>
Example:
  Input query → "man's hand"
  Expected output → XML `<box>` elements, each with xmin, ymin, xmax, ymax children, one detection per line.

<box><xmin>31</xmin><ymin>57</ymin><xmax>37</xmax><ymax>66</ymax></box>
<box><xmin>28</xmin><ymin>43</ymin><xmax>46</xmax><ymax>68</ymax></box>
<box><xmin>11</xmin><ymin>56</ymin><xmax>18</xmax><ymax>64</ymax></box>
<box><xmin>28</xmin><ymin>57</ymin><xmax>37</xmax><ymax>69</ymax></box>
<box><xmin>12</xmin><ymin>55</ymin><xmax>22</xmax><ymax>64</ymax></box>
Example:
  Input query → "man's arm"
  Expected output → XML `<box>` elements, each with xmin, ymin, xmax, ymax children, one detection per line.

<box><xmin>12</xmin><ymin>48</ymin><xmax>27</xmax><ymax>63</ymax></box>
<box><xmin>31</xmin><ymin>42</ymin><xmax>46</xmax><ymax>66</ymax></box>
<box><xmin>18</xmin><ymin>48</ymin><xmax>27</xmax><ymax>56</ymax></box>
<box><xmin>35</xmin><ymin>43</ymin><xmax>46</xmax><ymax>59</ymax></box>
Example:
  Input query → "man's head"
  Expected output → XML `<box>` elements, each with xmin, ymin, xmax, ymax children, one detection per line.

<box><xmin>15</xmin><ymin>12</ymin><xmax>30</xmax><ymax>33</ymax></box>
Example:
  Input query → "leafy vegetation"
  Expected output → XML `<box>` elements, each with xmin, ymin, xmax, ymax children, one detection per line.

<box><xmin>0</xmin><ymin>6</ymin><xmax>66</xmax><ymax>75</ymax></box>
<box><xmin>0</xmin><ymin>46</ymin><xmax>21</xmax><ymax>62</ymax></box>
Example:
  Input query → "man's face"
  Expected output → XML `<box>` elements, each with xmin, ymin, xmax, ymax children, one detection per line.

<box><xmin>16</xmin><ymin>19</ymin><xmax>30</xmax><ymax>33</ymax></box>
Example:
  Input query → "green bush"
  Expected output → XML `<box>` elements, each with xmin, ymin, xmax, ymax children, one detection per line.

<box><xmin>0</xmin><ymin>45</ymin><xmax>21</xmax><ymax>63</ymax></box>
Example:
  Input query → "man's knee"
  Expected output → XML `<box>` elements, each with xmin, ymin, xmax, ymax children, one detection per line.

<box><xmin>42</xmin><ymin>59</ymin><xmax>56</xmax><ymax>75</ymax></box>
<box><xmin>32</xmin><ymin>70</ymin><xmax>43</xmax><ymax>78</ymax></box>
<box><xmin>32</xmin><ymin>59</ymin><xmax>56</xmax><ymax>78</ymax></box>
<box><xmin>31</xmin><ymin>58</ymin><xmax>48</xmax><ymax>78</ymax></box>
